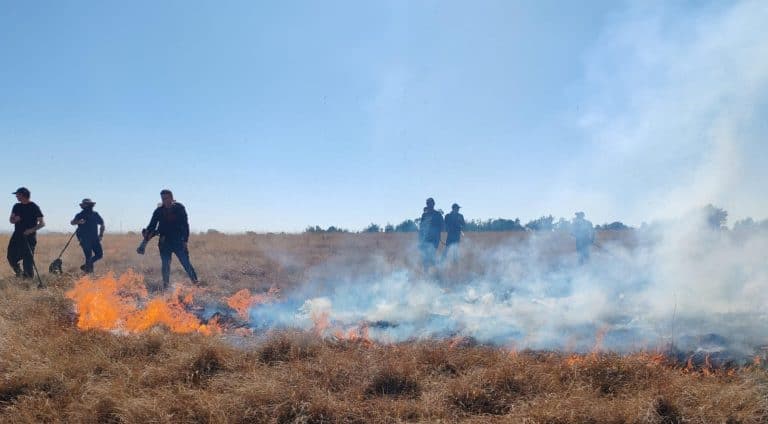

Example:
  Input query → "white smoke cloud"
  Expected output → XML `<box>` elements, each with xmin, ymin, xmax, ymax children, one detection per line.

<box><xmin>241</xmin><ymin>1</ymin><xmax>768</xmax><ymax>360</ymax></box>
<box><xmin>572</xmin><ymin>0</ymin><xmax>768</xmax><ymax>223</ymax></box>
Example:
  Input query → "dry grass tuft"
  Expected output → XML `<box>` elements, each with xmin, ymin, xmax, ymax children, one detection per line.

<box><xmin>365</xmin><ymin>367</ymin><xmax>422</xmax><ymax>399</ymax></box>
<box><xmin>258</xmin><ymin>332</ymin><xmax>320</xmax><ymax>364</ymax></box>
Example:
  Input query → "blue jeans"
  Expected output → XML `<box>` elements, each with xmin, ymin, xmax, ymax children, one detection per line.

<box><xmin>159</xmin><ymin>238</ymin><xmax>198</xmax><ymax>285</ymax></box>
<box><xmin>79</xmin><ymin>237</ymin><xmax>103</xmax><ymax>273</ymax></box>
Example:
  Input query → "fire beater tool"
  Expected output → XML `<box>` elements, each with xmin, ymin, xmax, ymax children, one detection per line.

<box><xmin>136</xmin><ymin>228</ymin><xmax>157</xmax><ymax>254</ymax></box>
<box><xmin>23</xmin><ymin>236</ymin><xmax>45</xmax><ymax>289</ymax></box>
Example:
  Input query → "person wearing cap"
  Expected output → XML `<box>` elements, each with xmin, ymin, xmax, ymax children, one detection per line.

<box><xmin>443</xmin><ymin>203</ymin><xmax>465</xmax><ymax>258</ymax></box>
<box><xmin>571</xmin><ymin>211</ymin><xmax>595</xmax><ymax>264</ymax></box>
<box><xmin>143</xmin><ymin>189</ymin><xmax>198</xmax><ymax>289</ymax></box>
<box><xmin>7</xmin><ymin>187</ymin><xmax>45</xmax><ymax>278</ymax></box>
<box><xmin>70</xmin><ymin>198</ymin><xmax>105</xmax><ymax>273</ymax></box>
<box><xmin>418</xmin><ymin>197</ymin><xmax>444</xmax><ymax>269</ymax></box>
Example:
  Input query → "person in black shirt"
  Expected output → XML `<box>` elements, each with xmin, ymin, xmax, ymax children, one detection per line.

<box><xmin>571</xmin><ymin>211</ymin><xmax>595</xmax><ymax>265</ymax></box>
<box><xmin>7</xmin><ymin>187</ymin><xmax>45</xmax><ymax>278</ymax></box>
<box><xmin>443</xmin><ymin>203</ymin><xmax>465</xmax><ymax>261</ymax></box>
<box><xmin>70</xmin><ymin>198</ymin><xmax>105</xmax><ymax>273</ymax></box>
<box><xmin>143</xmin><ymin>189</ymin><xmax>198</xmax><ymax>288</ymax></box>
<box><xmin>418</xmin><ymin>197</ymin><xmax>444</xmax><ymax>270</ymax></box>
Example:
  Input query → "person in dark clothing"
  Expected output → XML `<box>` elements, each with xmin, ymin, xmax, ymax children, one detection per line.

<box><xmin>70</xmin><ymin>198</ymin><xmax>105</xmax><ymax>273</ymax></box>
<box><xmin>443</xmin><ymin>203</ymin><xmax>465</xmax><ymax>261</ymax></box>
<box><xmin>571</xmin><ymin>211</ymin><xmax>595</xmax><ymax>264</ymax></box>
<box><xmin>143</xmin><ymin>189</ymin><xmax>198</xmax><ymax>288</ymax></box>
<box><xmin>7</xmin><ymin>187</ymin><xmax>45</xmax><ymax>278</ymax></box>
<box><xmin>418</xmin><ymin>197</ymin><xmax>444</xmax><ymax>269</ymax></box>
<box><xmin>444</xmin><ymin>203</ymin><xmax>465</xmax><ymax>246</ymax></box>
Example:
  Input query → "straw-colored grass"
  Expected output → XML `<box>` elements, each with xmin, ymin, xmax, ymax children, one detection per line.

<box><xmin>0</xmin><ymin>232</ymin><xmax>764</xmax><ymax>423</ymax></box>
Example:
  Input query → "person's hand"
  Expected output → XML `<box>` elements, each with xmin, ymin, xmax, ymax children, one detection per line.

<box><xmin>10</xmin><ymin>214</ymin><xmax>20</xmax><ymax>223</ymax></box>
<box><xmin>99</xmin><ymin>234</ymin><xmax>103</xmax><ymax>241</ymax></box>
<box><xmin>77</xmin><ymin>219</ymin><xmax>86</xmax><ymax>225</ymax></box>
<box><xmin>23</xmin><ymin>228</ymin><xmax>35</xmax><ymax>236</ymax></box>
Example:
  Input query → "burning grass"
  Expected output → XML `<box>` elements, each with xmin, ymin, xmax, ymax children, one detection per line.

<box><xmin>0</xmin><ymin>233</ymin><xmax>766</xmax><ymax>422</ymax></box>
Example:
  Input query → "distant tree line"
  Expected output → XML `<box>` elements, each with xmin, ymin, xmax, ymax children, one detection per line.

<box><xmin>302</xmin><ymin>204</ymin><xmax>766</xmax><ymax>234</ymax></box>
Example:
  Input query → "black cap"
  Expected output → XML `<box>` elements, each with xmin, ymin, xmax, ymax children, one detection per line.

<box><xmin>452</xmin><ymin>203</ymin><xmax>460</xmax><ymax>209</ymax></box>
<box><xmin>12</xmin><ymin>187</ymin><xmax>30</xmax><ymax>197</ymax></box>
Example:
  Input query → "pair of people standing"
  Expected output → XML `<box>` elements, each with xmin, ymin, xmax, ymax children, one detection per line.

<box><xmin>8</xmin><ymin>188</ymin><xmax>104</xmax><ymax>277</ymax></box>
<box><xmin>418</xmin><ymin>198</ymin><xmax>465</xmax><ymax>269</ymax></box>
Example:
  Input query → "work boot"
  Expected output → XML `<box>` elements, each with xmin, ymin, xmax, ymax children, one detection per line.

<box><xmin>80</xmin><ymin>264</ymin><xmax>86</xmax><ymax>271</ymax></box>
<box><xmin>12</xmin><ymin>264</ymin><xmax>22</xmax><ymax>278</ymax></box>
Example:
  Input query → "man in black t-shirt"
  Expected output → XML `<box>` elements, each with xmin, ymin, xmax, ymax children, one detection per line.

<box><xmin>7</xmin><ymin>187</ymin><xmax>45</xmax><ymax>278</ymax></box>
<box><xmin>71</xmin><ymin>198</ymin><xmax>105</xmax><ymax>273</ymax></box>
<box><xmin>143</xmin><ymin>189</ymin><xmax>198</xmax><ymax>289</ymax></box>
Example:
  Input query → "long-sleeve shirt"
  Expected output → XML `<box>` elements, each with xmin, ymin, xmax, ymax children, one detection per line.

<box><xmin>145</xmin><ymin>203</ymin><xmax>190</xmax><ymax>242</ymax></box>
<box><xmin>419</xmin><ymin>208</ymin><xmax>444</xmax><ymax>245</ymax></box>
<box><xmin>444</xmin><ymin>212</ymin><xmax>465</xmax><ymax>243</ymax></box>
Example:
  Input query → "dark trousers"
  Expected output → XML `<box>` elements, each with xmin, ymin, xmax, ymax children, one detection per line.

<box><xmin>419</xmin><ymin>240</ymin><xmax>439</xmax><ymax>270</ymax></box>
<box><xmin>159</xmin><ymin>238</ymin><xmax>198</xmax><ymax>285</ymax></box>
<box><xmin>80</xmin><ymin>237</ymin><xmax>103</xmax><ymax>273</ymax></box>
<box><xmin>443</xmin><ymin>238</ymin><xmax>460</xmax><ymax>261</ymax></box>
<box><xmin>7</xmin><ymin>233</ymin><xmax>36</xmax><ymax>278</ymax></box>
<box><xmin>576</xmin><ymin>242</ymin><xmax>591</xmax><ymax>264</ymax></box>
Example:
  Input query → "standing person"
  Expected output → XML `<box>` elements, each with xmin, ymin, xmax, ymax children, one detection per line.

<box><xmin>70</xmin><ymin>198</ymin><xmax>105</xmax><ymax>273</ymax></box>
<box><xmin>418</xmin><ymin>197</ymin><xmax>444</xmax><ymax>270</ymax></box>
<box><xmin>7</xmin><ymin>187</ymin><xmax>45</xmax><ymax>279</ymax></box>
<box><xmin>143</xmin><ymin>189</ymin><xmax>198</xmax><ymax>289</ymax></box>
<box><xmin>571</xmin><ymin>211</ymin><xmax>595</xmax><ymax>264</ymax></box>
<box><xmin>443</xmin><ymin>203</ymin><xmax>465</xmax><ymax>260</ymax></box>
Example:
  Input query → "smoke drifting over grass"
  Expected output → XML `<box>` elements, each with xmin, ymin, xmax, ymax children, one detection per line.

<box><xmin>246</xmin><ymin>209</ymin><xmax>768</xmax><ymax>358</ymax></box>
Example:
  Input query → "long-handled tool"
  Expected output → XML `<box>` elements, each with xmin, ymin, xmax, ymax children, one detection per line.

<box><xmin>49</xmin><ymin>231</ymin><xmax>78</xmax><ymax>274</ymax></box>
<box><xmin>23</xmin><ymin>236</ymin><xmax>45</xmax><ymax>289</ymax></box>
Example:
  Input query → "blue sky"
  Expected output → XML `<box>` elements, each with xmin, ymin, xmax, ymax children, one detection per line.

<box><xmin>1</xmin><ymin>1</ymin><xmax>766</xmax><ymax>232</ymax></box>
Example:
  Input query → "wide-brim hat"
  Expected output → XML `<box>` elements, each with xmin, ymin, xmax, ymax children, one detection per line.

<box><xmin>80</xmin><ymin>198</ymin><xmax>96</xmax><ymax>207</ymax></box>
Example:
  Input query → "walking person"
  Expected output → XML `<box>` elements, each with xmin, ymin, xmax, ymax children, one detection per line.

<box><xmin>70</xmin><ymin>198</ymin><xmax>105</xmax><ymax>273</ymax></box>
<box><xmin>443</xmin><ymin>203</ymin><xmax>465</xmax><ymax>261</ymax></box>
<box><xmin>571</xmin><ymin>211</ymin><xmax>595</xmax><ymax>264</ymax></box>
<box><xmin>7</xmin><ymin>187</ymin><xmax>45</xmax><ymax>279</ymax></box>
<box><xmin>418</xmin><ymin>197</ymin><xmax>444</xmax><ymax>270</ymax></box>
<box><xmin>142</xmin><ymin>189</ymin><xmax>198</xmax><ymax>289</ymax></box>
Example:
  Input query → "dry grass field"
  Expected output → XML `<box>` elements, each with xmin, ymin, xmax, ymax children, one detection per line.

<box><xmin>0</xmin><ymin>231</ymin><xmax>766</xmax><ymax>423</ymax></box>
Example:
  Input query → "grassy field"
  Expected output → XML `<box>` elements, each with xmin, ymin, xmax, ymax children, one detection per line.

<box><xmin>0</xmin><ymin>232</ymin><xmax>766</xmax><ymax>423</ymax></box>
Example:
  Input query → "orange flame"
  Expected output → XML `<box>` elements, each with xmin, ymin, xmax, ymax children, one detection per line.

<box><xmin>65</xmin><ymin>271</ymin><xmax>220</xmax><ymax>335</ymax></box>
<box><xmin>223</xmin><ymin>286</ymin><xmax>279</xmax><ymax>319</ymax></box>
<box><xmin>311</xmin><ymin>311</ymin><xmax>330</xmax><ymax>336</ymax></box>
<box><xmin>591</xmin><ymin>326</ymin><xmax>608</xmax><ymax>358</ymax></box>
<box><xmin>333</xmin><ymin>324</ymin><xmax>372</xmax><ymax>346</ymax></box>
<box><xmin>566</xmin><ymin>354</ymin><xmax>584</xmax><ymax>367</ymax></box>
